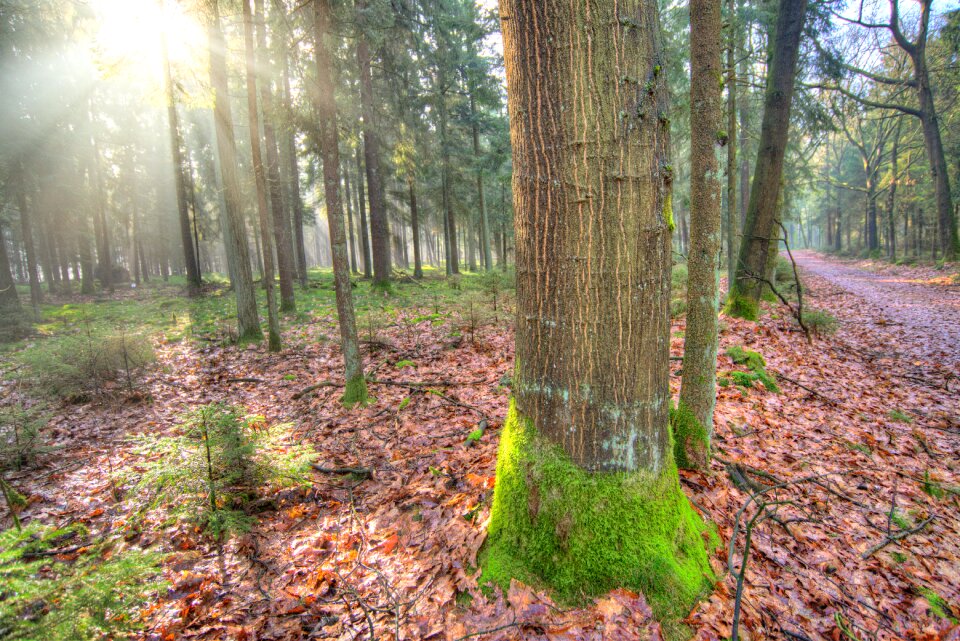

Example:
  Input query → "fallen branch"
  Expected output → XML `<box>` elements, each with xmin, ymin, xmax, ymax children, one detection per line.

<box><xmin>311</xmin><ymin>463</ymin><xmax>372</xmax><ymax>479</ymax></box>
<box><xmin>292</xmin><ymin>381</ymin><xmax>339</xmax><ymax>400</ymax></box>
<box><xmin>772</xmin><ymin>371</ymin><xmax>840</xmax><ymax>405</ymax></box>
<box><xmin>225</xmin><ymin>377</ymin><xmax>264</xmax><ymax>384</ymax></box>
<box><xmin>862</xmin><ymin>515</ymin><xmax>935</xmax><ymax>559</ymax></box>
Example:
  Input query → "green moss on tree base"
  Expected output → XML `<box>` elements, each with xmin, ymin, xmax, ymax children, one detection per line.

<box><xmin>670</xmin><ymin>402</ymin><xmax>710</xmax><ymax>470</ymax></box>
<box><xmin>722</xmin><ymin>291</ymin><xmax>759</xmax><ymax>321</ymax></box>
<box><xmin>342</xmin><ymin>376</ymin><xmax>370</xmax><ymax>407</ymax></box>
<box><xmin>482</xmin><ymin>402</ymin><xmax>716</xmax><ymax>627</ymax></box>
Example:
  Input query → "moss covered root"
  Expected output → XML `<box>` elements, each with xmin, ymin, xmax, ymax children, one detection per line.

<box><xmin>482</xmin><ymin>402</ymin><xmax>716</xmax><ymax>627</ymax></box>
<box><xmin>671</xmin><ymin>401</ymin><xmax>710</xmax><ymax>470</ymax></box>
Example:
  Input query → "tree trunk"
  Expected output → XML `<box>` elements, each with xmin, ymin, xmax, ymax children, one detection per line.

<box><xmin>161</xmin><ymin>19</ymin><xmax>202</xmax><ymax>296</ymax></box>
<box><xmin>729</xmin><ymin>0</ymin><xmax>808</xmax><ymax>318</ymax></box>
<box><xmin>253</xmin><ymin>0</ymin><xmax>296</xmax><ymax>311</ymax></box>
<box><xmin>725</xmin><ymin>0</ymin><xmax>738</xmax><ymax>289</ymax></box>
<box><xmin>343</xmin><ymin>163</ymin><xmax>359</xmax><ymax>274</ymax></box>
<box><xmin>355</xmin><ymin>147</ymin><xmax>372</xmax><ymax>279</ymax></box>
<box><xmin>278</xmin><ymin>22</ymin><xmax>309</xmax><ymax>287</ymax></box>
<box><xmin>0</xmin><ymin>220</ymin><xmax>23</xmax><ymax>318</ymax></box>
<box><xmin>312</xmin><ymin>0</ymin><xmax>368</xmax><ymax>405</ymax></box>
<box><xmin>356</xmin><ymin>0</ymin><xmax>391</xmax><ymax>286</ymax></box>
<box><xmin>485</xmin><ymin>0</ymin><xmax>713</xmax><ymax>621</ymax></box>
<box><xmin>678</xmin><ymin>0</ymin><xmax>723</xmax><ymax>470</ymax></box>
<box><xmin>208</xmin><ymin>0</ymin><xmax>263</xmax><ymax>342</ymax></box>
<box><xmin>408</xmin><ymin>175</ymin><xmax>422</xmax><ymax>279</ymax></box>
<box><xmin>14</xmin><ymin>164</ymin><xmax>42</xmax><ymax>314</ymax></box>
<box><xmin>243</xmin><ymin>0</ymin><xmax>282</xmax><ymax>351</ymax></box>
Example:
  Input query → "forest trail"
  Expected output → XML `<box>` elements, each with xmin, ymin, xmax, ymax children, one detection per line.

<box><xmin>793</xmin><ymin>250</ymin><xmax>960</xmax><ymax>370</ymax></box>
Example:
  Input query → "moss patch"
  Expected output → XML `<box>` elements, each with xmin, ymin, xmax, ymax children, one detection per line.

<box><xmin>481</xmin><ymin>402</ymin><xmax>716</xmax><ymax>629</ymax></box>
<box><xmin>723</xmin><ymin>291</ymin><xmax>759</xmax><ymax>321</ymax></box>
<box><xmin>725</xmin><ymin>346</ymin><xmax>779</xmax><ymax>393</ymax></box>
<box><xmin>670</xmin><ymin>401</ymin><xmax>710</xmax><ymax>470</ymax></box>
<box><xmin>342</xmin><ymin>375</ymin><xmax>370</xmax><ymax>407</ymax></box>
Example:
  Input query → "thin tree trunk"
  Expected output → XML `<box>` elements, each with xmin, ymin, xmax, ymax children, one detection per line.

<box><xmin>408</xmin><ymin>175</ymin><xmax>422</xmax><ymax>279</ymax></box>
<box><xmin>725</xmin><ymin>0</ymin><xmax>738</xmax><ymax>288</ymax></box>
<box><xmin>208</xmin><ymin>0</ymin><xmax>263</xmax><ymax>342</ymax></box>
<box><xmin>243</xmin><ymin>0</ymin><xmax>282</xmax><ymax>351</ymax></box>
<box><xmin>678</xmin><ymin>0</ymin><xmax>723</xmax><ymax>470</ymax></box>
<box><xmin>15</xmin><ymin>164</ymin><xmax>42</xmax><ymax>314</ymax></box>
<box><xmin>312</xmin><ymin>0</ymin><xmax>367</xmax><ymax>404</ymax></box>
<box><xmin>161</xmin><ymin>16</ymin><xmax>201</xmax><ymax>296</ymax></box>
<box><xmin>343</xmin><ymin>163</ymin><xmax>359</xmax><ymax>274</ymax></box>
<box><xmin>278</xmin><ymin>21</ymin><xmax>308</xmax><ymax>287</ymax></box>
<box><xmin>356</xmin><ymin>0</ymin><xmax>390</xmax><ymax>286</ymax></box>
<box><xmin>0</xmin><ymin>220</ymin><xmax>22</xmax><ymax>317</ymax></box>
<box><xmin>355</xmin><ymin>147</ymin><xmax>372</xmax><ymax>279</ymax></box>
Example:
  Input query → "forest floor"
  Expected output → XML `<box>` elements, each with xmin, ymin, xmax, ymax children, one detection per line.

<box><xmin>1</xmin><ymin>254</ymin><xmax>959</xmax><ymax>641</ymax></box>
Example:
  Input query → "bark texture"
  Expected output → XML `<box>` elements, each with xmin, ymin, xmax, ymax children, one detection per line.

<box><xmin>313</xmin><ymin>0</ymin><xmax>367</xmax><ymax>404</ymax></box>
<box><xmin>243</xmin><ymin>0</ymin><xmax>282</xmax><ymax>351</ymax></box>
<box><xmin>678</xmin><ymin>0</ymin><xmax>724</xmax><ymax>470</ymax></box>
<box><xmin>729</xmin><ymin>0</ymin><xmax>807</xmax><ymax>317</ymax></box>
<box><xmin>484</xmin><ymin>3</ymin><xmax>713</xmax><ymax>620</ymax></box>
<box><xmin>208</xmin><ymin>0</ymin><xmax>263</xmax><ymax>341</ymax></box>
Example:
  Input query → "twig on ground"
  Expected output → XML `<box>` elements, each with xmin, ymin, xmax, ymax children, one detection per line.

<box><xmin>862</xmin><ymin>515</ymin><xmax>935</xmax><ymax>559</ymax></box>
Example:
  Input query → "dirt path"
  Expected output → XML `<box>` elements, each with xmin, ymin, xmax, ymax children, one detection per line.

<box><xmin>793</xmin><ymin>250</ymin><xmax>960</xmax><ymax>371</ymax></box>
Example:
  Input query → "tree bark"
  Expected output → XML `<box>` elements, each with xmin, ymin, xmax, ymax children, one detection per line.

<box><xmin>0</xmin><ymin>220</ymin><xmax>22</xmax><ymax>317</ymax></box>
<box><xmin>725</xmin><ymin>0</ymin><xmax>738</xmax><ymax>288</ymax></box>
<box><xmin>730</xmin><ymin>0</ymin><xmax>808</xmax><ymax>317</ymax></box>
<box><xmin>356</xmin><ymin>0</ymin><xmax>391</xmax><ymax>286</ymax></box>
<box><xmin>161</xmin><ymin>18</ymin><xmax>201</xmax><ymax>296</ymax></box>
<box><xmin>278</xmin><ymin>19</ymin><xmax>309</xmax><ymax>287</ymax></box>
<box><xmin>312</xmin><ymin>0</ymin><xmax>368</xmax><ymax>405</ymax></box>
<box><xmin>343</xmin><ymin>162</ymin><xmax>359</xmax><ymax>274</ymax></box>
<box><xmin>408</xmin><ymin>175</ymin><xmax>423</xmax><ymax>279</ymax></box>
<box><xmin>355</xmin><ymin>147</ymin><xmax>372</xmax><ymax>279</ymax></box>
<box><xmin>208</xmin><ymin>0</ymin><xmax>263</xmax><ymax>342</ymax></box>
<box><xmin>252</xmin><ymin>0</ymin><xmax>296</xmax><ymax>311</ymax></box>
<box><xmin>243</xmin><ymin>0</ymin><xmax>282</xmax><ymax>351</ymax></box>
<box><xmin>14</xmin><ymin>164</ymin><xmax>42</xmax><ymax>314</ymax></box>
<box><xmin>678</xmin><ymin>0</ymin><xmax>723</xmax><ymax>470</ymax></box>
<box><xmin>486</xmin><ymin>0</ymin><xmax>713</xmax><ymax>617</ymax></box>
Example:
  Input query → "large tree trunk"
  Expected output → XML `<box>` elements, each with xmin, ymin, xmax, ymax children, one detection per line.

<box><xmin>677</xmin><ymin>0</ymin><xmax>724</xmax><ymax>470</ymax></box>
<box><xmin>729</xmin><ymin>0</ymin><xmax>808</xmax><ymax>318</ymax></box>
<box><xmin>312</xmin><ymin>0</ymin><xmax>367</xmax><ymax>405</ymax></box>
<box><xmin>484</xmin><ymin>0</ymin><xmax>713</xmax><ymax>621</ymax></box>
<box><xmin>243</xmin><ymin>0</ymin><xmax>282</xmax><ymax>351</ymax></box>
<box><xmin>208</xmin><ymin>0</ymin><xmax>263</xmax><ymax>342</ymax></box>
<box><xmin>356</xmin><ymin>0</ymin><xmax>391</xmax><ymax>286</ymax></box>
<box><xmin>254</xmin><ymin>0</ymin><xmax>296</xmax><ymax>311</ymax></box>
<box><xmin>161</xmin><ymin>21</ymin><xmax>202</xmax><ymax>296</ymax></box>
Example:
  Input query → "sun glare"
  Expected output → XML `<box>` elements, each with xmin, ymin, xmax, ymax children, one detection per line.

<box><xmin>91</xmin><ymin>0</ymin><xmax>206</xmax><ymax>84</ymax></box>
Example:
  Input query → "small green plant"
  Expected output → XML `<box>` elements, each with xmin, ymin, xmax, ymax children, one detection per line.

<box><xmin>845</xmin><ymin>441</ymin><xmax>872</xmax><ymax>456</ymax></box>
<box><xmin>888</xmin><ymin>409</ymin><xmax>913</xmax><ymax>424</ymax></box>
<box><xmin>133</xmin><ymin>403</ymin><xmax>316</xmax><ymax>539</ymax></box>
<box><xmin>479</xmin><ymin>271</ymin><xmax>506</xmax><ymax>320</ymax></box>
<box><xmin>918</xmin><ymin>587</ymin><xmax>958</xmax><ymax>622</ymax></box>
<box><xmin>0</xmin><ymin>401</ymin><xmax>48</xmax><ymax>471</ymax></box>
<box><xmin>20</xmin><ymin>325</ymin><xmax>154</xmax><ymax>400</ymax></box>
<box><xmin>0</xmin><ymin>523</ymin><xmax>163</xmax><ymax>640</ymax></box>
<box><xmin>395</xmin><ymin>359</ymin><xmax>416</xmax><ymax>369</ymax></box>
<box><xmin>801</xmin><ymin>309</ymin><xmax>838</xmax><ymax>336</ymax></box>
<box><xmin>922</xmin><ymin>471</ymin><xmax>945</xmax><ymax>499</ymax></box>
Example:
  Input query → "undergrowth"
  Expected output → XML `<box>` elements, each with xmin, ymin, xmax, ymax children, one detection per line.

<box><xmin>0</xmin><ymin>523</ymin><xmax>163</xmax><ymax>640</ymax></box>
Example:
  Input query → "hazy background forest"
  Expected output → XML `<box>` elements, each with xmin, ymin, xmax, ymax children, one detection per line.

<box><xmin>0</xmin><ymin>0</ymin><xmax>959</xmax><ymax>639</ymax></box>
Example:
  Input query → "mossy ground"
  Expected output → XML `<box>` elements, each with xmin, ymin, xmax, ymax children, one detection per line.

<box><xmin>670</xmin><ymin>401</ymin><xmax>710</xmax><ymax>470</ymax></box>
<box><xmin>481</xmin><ymin>402</ymin><xmax>716</xmax><ymax>632</ymax></box>
<box><xmin>726</xmin><ymin>346</ymin><xmax>779</xmax><ymax>392</ymax></box>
